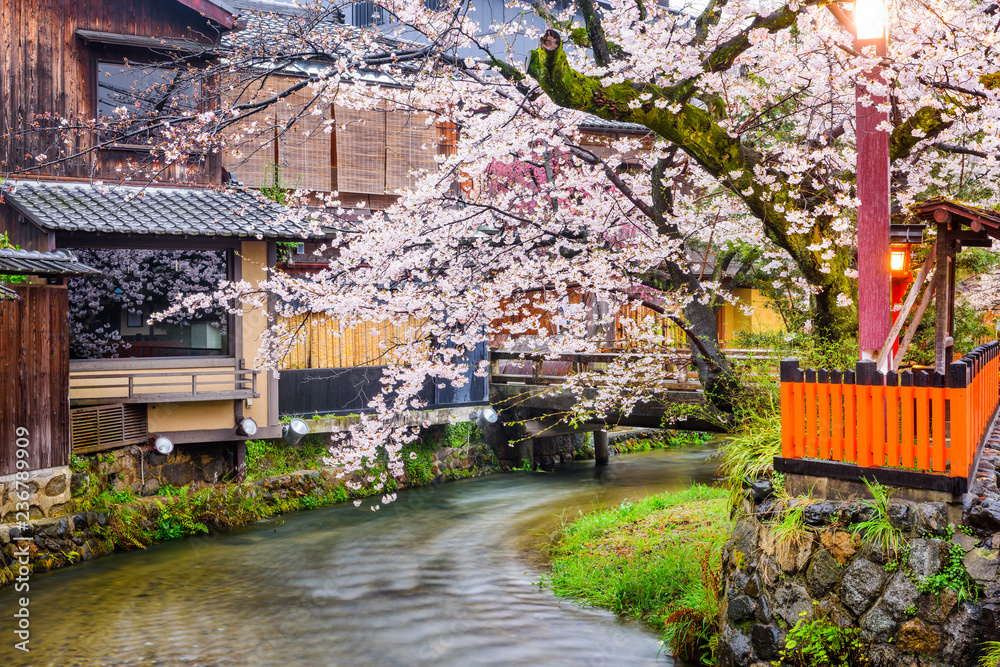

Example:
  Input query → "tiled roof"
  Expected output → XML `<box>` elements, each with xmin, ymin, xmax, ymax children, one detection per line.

<box><xmin>2</xmin><ymin>181</ymin><xmax>313</xmax><ymax>239</ymax></box>
<box><xmin>0</xmin><ymin>248</ymin><xmax>101</xmax><ymax>276</ymax></box>
<box><xmin>578</xmin><ymin>116</ymin><xmax>652</xmax><ymax>134</ymax></box>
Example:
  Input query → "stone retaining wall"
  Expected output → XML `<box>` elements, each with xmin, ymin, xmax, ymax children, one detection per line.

<box><xmin>0</xmin><ymin>466</ymin><xmax>72</xmax><ymax>522</ymax></box>
<box><xmin>717</xmin><ymin>481</ymin><xmax>999</xmax><ymax>666</ymax></box>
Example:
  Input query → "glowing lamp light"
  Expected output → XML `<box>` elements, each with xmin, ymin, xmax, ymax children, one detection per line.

<box><xmin>889</xmin><ymin>244</ymin><xmax>910</xmax><ymax>276</ymax></box>
<box><xmin>855</xmin><ymin>0</ymin><xmax>888</xmax><ymax>41</ymax></box>
<box><xmin>153</xmin><ymin>436</ymin><xmax>174</xmax><ymax>455</ymax></box>
<box><xmin>237</xmin><ymin>417</ymin><xmax>259</xmax><ymax>437</ymax></box>
<box><xmin>469</xmin><ymin>407</ymin><xmax>499</xmax><ymax>429</ymax></box>
<box><xmin>282</xmin><ymin>418</ymin><xmax>309</xmax><ymax>445</ymax></box>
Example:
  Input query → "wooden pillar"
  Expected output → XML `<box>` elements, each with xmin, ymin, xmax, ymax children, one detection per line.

<box><xmin>235</xmin><ymin>440</ymin><xmax>246</xmax><ymax>482</ymax></box>
<box><xmin>934</xmin><ymin>222</ymin><xmax>951</xmax><ymax>374</ymax></box>
<box><xmin>516</xmin><ymin>437</ymin><xmax>534</xmax><ymax>468</ymax></box>
<box><xmin>855</xmin><ymin>37</ymin><xmax>892</xmax><ymax>365</ymax></box>
<box><xmin>594</xmin><ymin>430</ymin><xmax>609</xmax><ymax>466</ymax></box>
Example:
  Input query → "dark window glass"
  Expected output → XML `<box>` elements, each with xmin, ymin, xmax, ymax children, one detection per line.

<box><xmin>68</xmin><ymin>248</ymin><xmax>229</xmax><ymax>359</ymax></box>
<box><xmin>97</xmin><ymin>62</ymin><xmax>200</xmax><ymax>144</ymax></box>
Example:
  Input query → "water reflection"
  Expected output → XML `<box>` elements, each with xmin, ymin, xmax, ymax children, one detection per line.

<box><xmin>0</xmin><ymin>445</ymin><xmax>720</xmax><ymax>666</ymax></box>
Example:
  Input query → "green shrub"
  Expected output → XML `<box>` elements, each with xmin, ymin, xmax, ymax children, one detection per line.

<box><xmin>779</xmin><ymin>604</ymin><xmax>871</xmax><ymax>666</ymax></box>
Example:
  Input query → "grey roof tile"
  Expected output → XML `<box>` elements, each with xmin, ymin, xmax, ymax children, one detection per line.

<box><xmin>2</xmin><ymin>181</ymin><xmax>314</xmax><ymax>239</ymax></box>
<box><xmin>0</xmin><ymin>248</ymin><xmax>102</xmax><ymax>276</ymax></box>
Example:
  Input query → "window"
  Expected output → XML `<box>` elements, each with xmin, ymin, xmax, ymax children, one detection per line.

<box><xmin>67</xmin><ymin>248</ymin><xmax>230</xmax><ymax>360</ymax></box>
<box><xmin>351</xmin><ymin>2</ymin><xmax>388</xmax><ymax>26</ymax></box>
<box><xmin>97</xmin><ymin>62</ymin><xmax>200</xmax><ymax>145</ymax></box>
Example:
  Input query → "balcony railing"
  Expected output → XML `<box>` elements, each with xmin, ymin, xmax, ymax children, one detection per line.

<box><xmin>777</xmin><ymin>342</ymin><xmax>1000</xmax><ymax>493</ymax></box>
<box><xmin>70</xmin><ymin>368</ymin><xmax>259</xmax><ymax>405</ymax></box>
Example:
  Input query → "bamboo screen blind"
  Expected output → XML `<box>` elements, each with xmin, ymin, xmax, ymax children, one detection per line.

<box><xmin>225</xmin><ymin>87</ymin><xmax>278</xmax><ymax>189</ymax></box>
<box><xmin>278</xmin><ymin>313</ymin><xmax>424</xmax><ymax>369</ymax></box>
<box><xmin>386</xmin><ymin>112</ymin><xmax>438</xmax><ymax>191</ymax></box>
<box><xmin>335</xmin><ymin>105</ymin><xmax>388</xmax><ymax>194</ymax></box>
<box><xmin>277</xmin><ymin>88</ymin><xmax>332</xmax><ymax>192</ymax></box>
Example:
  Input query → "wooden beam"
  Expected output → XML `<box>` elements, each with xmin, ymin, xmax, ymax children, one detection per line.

<box><xmin>893</xmin><ymin>281</ymin><xmax>936</xmax><ymax>371</ymax></box>
<box><xmin>877</xmin><ymin>241</ymin><xmax>936</xmax><ymax>368</ymax></box>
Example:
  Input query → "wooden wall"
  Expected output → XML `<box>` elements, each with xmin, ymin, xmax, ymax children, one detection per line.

<box><xmin>0</xmin><ymin>0</ymin><xmax>222</xmax><ymax>183</ymax></box>
<box><xmin>0</xmin><ymin>284</ymin><xmax>70</xmax><ymax>475</ymax></box>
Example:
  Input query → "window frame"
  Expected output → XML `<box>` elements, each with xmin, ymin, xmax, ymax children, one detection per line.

<box><xmin>94</xmin><ymin>58</ymin><xmax>205</xmax><ymax>151</ymax></box>
<box><xmin>65</xmin><ymin>241</ymin><xmax>237</xmax><ymax>368</ymax></box>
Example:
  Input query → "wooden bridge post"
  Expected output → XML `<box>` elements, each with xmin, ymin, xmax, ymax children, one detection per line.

<box><xmin>594</xmin><ymin>430</ymin><xmax>609</xmax><ymax>466</ymax></box>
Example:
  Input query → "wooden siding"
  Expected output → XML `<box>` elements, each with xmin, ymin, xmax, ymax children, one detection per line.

<box><xmin>0</xmin><ymin>0</ymin><xmax>222</xmax><ymax>183</ymax></box>
<box><xmin>0</xmin><ymin>284</ymin><xmax>70</xmax><ymax>475</ymax></box>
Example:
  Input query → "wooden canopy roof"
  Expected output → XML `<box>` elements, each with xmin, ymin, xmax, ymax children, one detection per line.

<box><xmin>911</xmin><ymin>198</ymin><xmax>1000</xmax><ymax>247</ymax></box>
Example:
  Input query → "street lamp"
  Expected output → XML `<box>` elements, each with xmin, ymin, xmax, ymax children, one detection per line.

<box><xmin>854</xmin><ymin>0</ymin><xmax>888</xmax><ymax>41</ymax></box>
<box><xmin>855</xmin><ymin>0</ymin><xmax>891</xmax><ymax>369</ymax></box>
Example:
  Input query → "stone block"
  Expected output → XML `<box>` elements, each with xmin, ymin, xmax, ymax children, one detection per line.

<box><xmin>819</xmin><ymin>530</ymin><xmax>860</xmax><ymax>564</ymax></box>
<box><xmin>839</xmin><ymin>557</ymin><xmax>888</xmax><ymax>616</ymax></box>
<box><xmin>750</xmin><ymin>478</ymin><xmax>774</xmax><ymax>504</ymax></box>
<box><xmin>750</xmin><ymin>625</ymin><xmax>783</xmax><ymax>661</ymax></box>
<box><xmin>952</xmin><ymin>531</ymin><xmax>977</xmax><ymax>552</ymax></box>
<box><xmin>909</xmin><ymin>538</ymin><xmax>946</xmax><ymax>580</ymax></box>
<box><xmin>860</xmin><ymin>606</ymin><xmax>896</xmax><ymax>643</ymax></box>
<box><xmin>805</xmin><ymin>547</ymin><xmax>842</xmax><ymax>597</ymax></box>
<box><xmin>963</xmin><ymin>547</ymin><xmax>999</xmax><ymax>585</ymax></box>
<box><xmin>914</xmin><ymin>502</ymin><xmax>949</xmax><ymax>536</ymax></box>
<box><xmin>773</xmin><ymin>579</ymin><xmax>812</xmax><ymax>626</ymax></box>
<box><xmin>941</xmin><ymin>602</ymin><xmax>981</xmax><ymax>665</ymax></box>
<box><xmin>896</xmin><ymin>618</ymin><xmax>941</xmax><ymax>655</ymax></box>
<box><xmin>716</xmin><ymin>625</ymin><xmax>752</xmax><ymax>667</ymax></box>
<box><xmin>879</xmin><ymin>572</ymin><xmax>918</xmax><ymax>619</ymax></box>
<box><xmin>727</xmin><ymin>594</ymin><xmax>756</xmax><ymax>623</ymax></box>
<box><xmin>966</xmin><ymin>498</ymin><xmax>1000</xmax><ymax>533</ymax></box>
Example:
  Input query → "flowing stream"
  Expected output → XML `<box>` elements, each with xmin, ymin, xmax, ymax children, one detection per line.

<box><xmin>1</xmin><ymin>444</ymin><xmax>720</xmax><ymax>667</ymax></box>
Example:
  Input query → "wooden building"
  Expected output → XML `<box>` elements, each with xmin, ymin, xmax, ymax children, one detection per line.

<box><xmin>0</xmin><ymin>0</ymin><xmax>321</xmax><ymax>465</ymax></box>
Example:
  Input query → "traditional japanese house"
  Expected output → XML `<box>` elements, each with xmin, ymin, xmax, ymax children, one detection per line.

<box><xmin>0</xmin><ymin>0</ymin><xmax>317</xmax><ymax>479</ymax></box>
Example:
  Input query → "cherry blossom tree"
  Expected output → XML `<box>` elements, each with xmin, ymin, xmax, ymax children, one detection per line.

<box><xmin>9</xmin><ymin>0</ymin><xmax>1000</xmax><ymax>499</ymax></box>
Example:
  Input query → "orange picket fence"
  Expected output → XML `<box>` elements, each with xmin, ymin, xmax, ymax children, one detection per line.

<box><xmin>779</xmin><ymin>341</ymin><xmax>999</xmax><ymax>480</ymax></box>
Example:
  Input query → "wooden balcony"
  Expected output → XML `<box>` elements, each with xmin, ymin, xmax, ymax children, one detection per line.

<box><xmin>69</xmin><ymin>367</ymin><xmax>259</xmax><ymax>406</ymax></box>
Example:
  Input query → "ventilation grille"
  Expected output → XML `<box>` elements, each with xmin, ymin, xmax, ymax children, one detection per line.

<box><xmin>71</xmin><ymin>404</ymin><xmax>148</xmax><ymax>454</ymax></box>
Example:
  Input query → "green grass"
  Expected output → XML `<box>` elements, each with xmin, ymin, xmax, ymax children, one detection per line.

<box><xmin>541</xmin><ymin>484</ymin><xmax>729</xmax><ymax>664</ymax></box>
<box><xmin>718</xmin><ymin>410</ymin><xmax>782</xmax><ymax>512</ymax></box>
<box><xmin>611</xmin><ymin>430</ymin><xmax>715</xmax><ymax>455</ymax></box>
<box><xmin>851</xmin><ymin>478</ymin><xmax>903</xmax><ymax>560</ymax></box>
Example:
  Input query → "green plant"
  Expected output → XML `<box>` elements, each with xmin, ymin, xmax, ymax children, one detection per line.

<box><xmin>904</xmin><ymin>604</ymin><xmax>916</xmax><ymax>617</ymax></box>
<box><xmin>852</xmin><ymin>478</ymin><xmax>903</xmax><ymax>561</ymax></box>
<box><xmin>718</xmin><ymin>411</ymin><xmax>781</xmax><ymax>512</ymax></box>
<box><xmin>913</xmin><ymin>531</ymin><xmax>978</xmax><ymax>602</ymax></box>
<box><xmin>69</xmin><ymin>454</ymin><xmax>89</xmax><ymax>473</ymax></box>
<box><xmin>779</xmin><ymin>604</ymin><xmax>871</xmax><ymax>666</ymax></box>
<box><xmin>0</xmin><ymin>231</ymin><xmax>28</xmax><ymax>286</ymax></box>
<box><xmin>511</xmin><ymin>458</ymin><xmax>534</xmax><ymax>472</ymax></box>
<box><xmin>979</xmin><ymin>640</ymin><xmax>1000</xmax><ymax>667</ymax></box>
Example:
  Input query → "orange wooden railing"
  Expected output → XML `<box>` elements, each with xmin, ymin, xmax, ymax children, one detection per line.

<box><xmin>780</xmin><ymin>341</ymin><xmax>999</xmax><ymax>478</ymax></box>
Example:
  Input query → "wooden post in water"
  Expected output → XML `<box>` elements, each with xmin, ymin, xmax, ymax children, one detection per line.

<box><xmin>594</xmin><ymin>430</ymin><xmax>609</xmax><ymax>466</ymax></box>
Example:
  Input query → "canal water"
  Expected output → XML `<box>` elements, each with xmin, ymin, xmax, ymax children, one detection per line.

<box><xmin>0</xmin><ymin>445</ymin><xmax>720</xmax><ymax>667</ymax></box>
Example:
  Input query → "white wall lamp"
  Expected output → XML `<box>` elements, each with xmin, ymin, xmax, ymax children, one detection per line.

<box><xmin>150</xmin><ymin>435</ymin><xmax>174</xmax><ymax>455</ymax></box>
<box><xmin>283</xmin><ymin>418</ymin><xmax>310</xmax><ymax>445</ymax></box>
<box><xmin>236</xmin><ymin>416</ymin><xmax>259</xmax><ymax>438</ymax></box>
<box><xmin>469</xmin><ymin>407</ymin><xmax>499</xmax><ymax>429</ymax></box>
